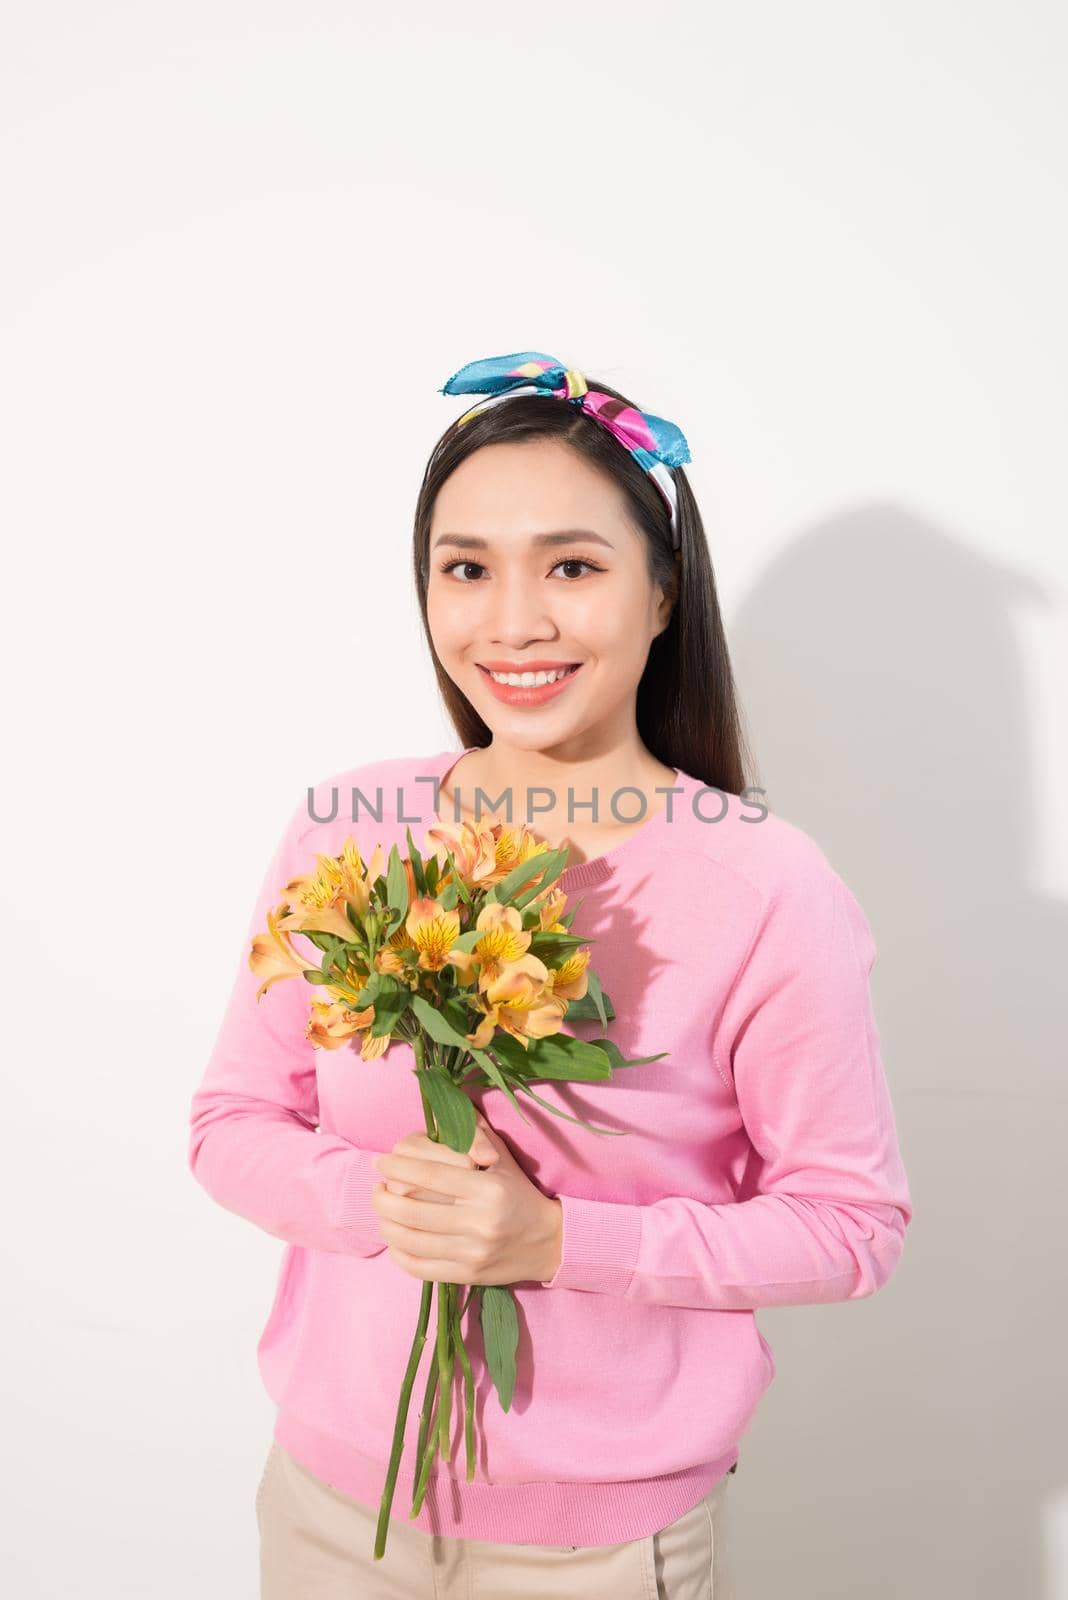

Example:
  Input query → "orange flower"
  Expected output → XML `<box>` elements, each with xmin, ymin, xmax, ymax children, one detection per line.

<box><xmin>307</xmin><ymin>998</ymin><xmax>390</xmax><ymax>1058</ymax></box>
<box><xmin>277</xmin><ymin>836</ymin><xmax>384</xmax><ymax>942</ymax></box>
<box><xmin>404</xmin><ymin>896</ymin><xmax>463</xmax><ymax>973</ymax></box>
<box><xmin>425</xmin><ymin>819</ymin><xmax>499</xmax><ymax>888</ymax></box>
<box><xmin>448</xmin><ymin>902</ymin><xmax>531</xmax><ymax>989</ymax></box>
<box><xmin>464</xmin><ymin>953</ymin><xmax>568</xmax><ymax>1050</ymax></box>
<box><xmin>372</xmin><ymin>920</ymin><xmax>426</xmax><ymax>987</ymax></box>
<box><xmin>537</xmin><ymin>886</ymin><xmax>569</xmax><ymax>930</ymax></box>
<box><xmin>248</xmin><ymin>905</ymin><xmax>317</xmax><ymax>999</ymax></box>
<box><xmin>547</xmin><ymin>946</ymin><xmax>591</xmax><ymax>1004</ymax></box>
<box><xmin>490</xmin><ymin>821</ymin><xmax>551</xmax><ymax>881</ymax></box>
<box><xmin>426</xmin><ymin>818</ymin><xmax>553</xmax><ymax>894</ymax></box>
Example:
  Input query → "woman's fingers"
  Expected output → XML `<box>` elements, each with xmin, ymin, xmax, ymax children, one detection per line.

<box><xmin>384</xmin><ymin>1179</ymin><xmax>454</xmax><ymax>1204</ymax></box>
<box><xmin>375</xmin><ymin>1134</ymin><xmax>474</xmax><ymax>1201</ymax></box>
<box><xmin>396</xmin><ymin>1128</ymin><xmax>500</xmax><ymax>1167</ymax></box>
<box><xmin>374</xmin><ymin>1152</ymin><xmax>480</xmax><ymax>1201</ymax></box>
<box><xmin>373</xmin><ymin>1184</ymin><xmax>472</xmax><ymax>1239</ymax></box>
<box><xmin>395</xmin><ymin>1131</ymin><xmax>484</xmax><ymax>1166</ymax></box>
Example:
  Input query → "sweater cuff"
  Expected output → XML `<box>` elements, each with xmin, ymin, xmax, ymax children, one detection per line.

<box><xmin>335</xmin><ymin>1151</ymin><xmax>385</xmax><ymax>1253</ymax></box>
<box><xmin>538</xmin><ymin>1193</ymin><xmax>642</xmax><ymax>1295</ymax></box>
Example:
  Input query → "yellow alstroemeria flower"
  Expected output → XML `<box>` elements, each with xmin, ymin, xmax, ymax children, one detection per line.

<box><xmin>448</xmin><ymin>902</ymin><xmax>531</xmax><ymax>990</ymax></box>
<box><xmin>405</xmin><ymin>896</ymin><xmax>463</xmax><ymax>973</ymax></box>
<box><xmin>307</xmin><ymin>998</ymin><xmax>390</xmax><ymax>1058</ymax></box>
<box><xmin>248</xmin><ymin>905</ymin><xmax>318</xmax><ymax>999</ymax></box>
<box><xmin>425</xmin><ymin>818</ymin><xmax>499</xmax><ymax>889</ymax></box>
<box><xmin>373</xmin><ymin>921</ymin><xmax>423</xmax><ymax>987</ymax></box>
<box><xmin>465</xmin><ymin>953</ymin><xmax>568</xmax><ymax>1050</ymax></box>
<box><xmin>547</xmin><ymin>946</ymin><xmax>591</xmax><ymax>1004</ymax></box>
<box><xmin>426</xmin><ymin>817</ymin><xmax>554</xmax><ymax>893</ymax></box>
<box><xmin>493</xmin><ymin>822</ymin><xmax>554</xmax><ymax>887</ymax></box>
<box><xmin>277</xmin><ymin>836</ymin><xmax>386</xmax><ymax>942</ymax></box>
<box><xmin>324</xmin><ymin>958</ymin><xmax>372</xmax><ymax>1001</ymax></box>
<box><xmin>531</xmin><ymin>884</ymin><xmax>575</xmax><ymax>923</ymax></box>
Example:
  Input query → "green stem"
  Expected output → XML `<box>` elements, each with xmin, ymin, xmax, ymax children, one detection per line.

<box><xmin>373</xmin><ymin>1276</ymin><xmax>434</xmax><ymax>1561</ymax></box>
<box><xmin>451</xmin><ymin>1288</ymin><xmax>477</xmax><ymax>1481</ymax></box>
<box><xmin>409</xmin><ymin>1296</ymin><xmax>442</xmax><ymax>1512</ymax></box>
<box><xmin>410</xmin><ymin>1383</ymin><xmax>441</xmax><ymax>1515</ymax></box>
<box><xmin>379</xmin><ymin>1042</ymin><xmax>488</xmax><ymax>1533</ymax></box>
<box><xmin>436</xmin><ymin>1280</ymin><xmax>454</xmax><ymax>1460</ymax></box>
<box><xmin>372</xmin><ymin>1057</ymin><xmax>443</xmax><ymax>1557</ymax></box>
<box><xmin>413</xmin><ymin>1037</ymin><xmax>436</xmax><ymax>1133</ymax></box>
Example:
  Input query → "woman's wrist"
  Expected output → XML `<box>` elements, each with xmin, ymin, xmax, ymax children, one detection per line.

<box><xmin>538</xmin><ymin>1196</ymin><xmax>564</xmax><ymax>1282</ymax></box>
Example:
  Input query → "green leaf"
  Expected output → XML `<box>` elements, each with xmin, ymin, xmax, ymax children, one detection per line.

<box><xmin>409</xmin><ymin>992</ymin><xmax>471</xmax><ymax>1052</ymax></box>
<box><xmin>408</xmin><ymin>996</ymin><xmax>532</xmax><ymax>1128</ymax></box>
<box><xmin>468</xmin><ymin>1045</ymin><xmax>530</xmax><ymax>1124</ymax></box>
<box><xmin>353</xmin><ymin>971</ymin><xmax>384</xmax><ymax>1006</ymax></box>
<box><xmin>437</xmin><ymin>879</ymin><xmax>459</xmax><ymax>911</ymax></box>
<box><xmin>584</xmin><ymin>1037</ymin><xmax>670</xmax><ymax>1070</ymax></box>
<box><xmin>442</xmin><ymin>848</ymin><xmax>473</xmax><ymax>907</ymax></box>
<box><xmin>479</xmin><ymin>1286</ymin><xmax>518</xmax><ymax>1413</ymax></box>
<box><xmin>526</xmin><ymin>930</ymin><xmax>596</xmax><ymax>966</ymax></box>
<box><xmin>367</xmin><ymin>979</ymin><xmax>412</xmax><ymax>1037</ymax></box>
<box><xmin>441</xmin><ymin>996</ymin><xmax>476</xmax><ymax>1036</ymax></box>
<box><xmin>405</xmin><ymin>828</ymin><xmax>427</xmax><ymax>895</ymax></box>
<box><xmin>384</xmin><ymin>845</ymin><xmax>409</xmax><ymax>933</ymax></box>
<box><xmin>564</xmin><ymin>982</ymin><xmax>616</xmax><ymax>1024</ymax></box>
<box><xmin>513</xmin><ymin>850</ymin><xmax>570</xmax><ymax>909</ymax></box>
<box><xmin>415</xmin><ymin>1067</ymin><xmax>476</xmax><ymax>1152</ymax></box>
<box><xmin>490</xmin><ymin>1031</ymin><xmax>615</xmax><ymax>1083</ymax></box>
<box><xmin>584</xmin><ymin>970</ymin><xmax>609</xmax><ymax>1030</ymax></box>
<box><xmin>506</xmin><ymin>1075</ymin><xmax>632</xmax><ymax>1136</ymax></box>
<box><xmin>484</xmin><ymin>848</ymin><xmax>567</xmax><ymax>908</ymax></box>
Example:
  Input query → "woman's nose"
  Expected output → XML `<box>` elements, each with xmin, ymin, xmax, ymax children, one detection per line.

<box><xmin>487</xmin><ymin>571</ymin><xmax>557</xmax><ymax>639</ymax></box>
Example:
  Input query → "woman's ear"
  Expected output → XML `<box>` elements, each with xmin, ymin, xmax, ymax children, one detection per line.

<box><xmin>655</xmin><ymin>569</ymin><xmax>678</xmax><ymax>634</ymax></box>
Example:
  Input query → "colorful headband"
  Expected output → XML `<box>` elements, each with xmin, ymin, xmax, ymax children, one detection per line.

<box><xmin>438</xmin><ymin>351</ymin><xmax>690</xmax><ymax>550</ymax></box>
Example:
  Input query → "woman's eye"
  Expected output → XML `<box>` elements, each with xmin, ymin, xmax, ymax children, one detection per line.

<box><xmin>438</xmin><ymin>560</ymin><xmax>486</xmax><ymax>581</ymax></box>
<box><xmin>436</xmin><ymin>556</ymin><xmax>604</xmax><ymax>581</ymax></box>
<box><xmin>550</xmin><ymin>558</ymin><xmax>601</xmax><ymax>579</ymax></box>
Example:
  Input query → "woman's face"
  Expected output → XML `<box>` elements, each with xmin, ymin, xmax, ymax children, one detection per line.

<box><xmin>426</xmin><ymin>436</ymin><xmax>674</xmax><ymax>755</ymax></box>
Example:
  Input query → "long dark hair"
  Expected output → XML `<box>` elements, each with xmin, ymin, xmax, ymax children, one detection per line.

<box><xmin>412</xmin><ymin>374</ymin><xmax>758</xmax><ymax>797</ymax></box>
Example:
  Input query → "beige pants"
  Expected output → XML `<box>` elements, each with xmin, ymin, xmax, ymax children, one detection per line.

<box><xmin>257</xmin><ymin>1439</ymin><xmax>736</xmax><ymax>1598</ymax></box>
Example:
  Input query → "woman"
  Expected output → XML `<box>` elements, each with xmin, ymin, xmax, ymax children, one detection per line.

<box><xmin>189</xmin><ymin>351</ymin><xmax>913</xmax><ymax>1598</ymax></box>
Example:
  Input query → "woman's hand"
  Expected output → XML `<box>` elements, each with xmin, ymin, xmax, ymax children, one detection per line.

<box><xmin>370</xmin><ymin>1113</ymin><xmax>563</xmax><ymax>1286</ymax></box>
<box><xmin>375</xmin><ymin>1122</ymin><xmax>493</xmax><ymax>1203</ymax></box>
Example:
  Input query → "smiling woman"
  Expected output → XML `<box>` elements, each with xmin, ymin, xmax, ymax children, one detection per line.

<box><xmin>417</xmin><ymin>427</ymin><xmax>701</xmax><ymax>859</ymax></box>
<box><xmin>190</xmin><ymin>349</ymin><xmax>913</xmax><ymax>1599</ymax></box>
<box><xmin>426</xmin><ymin>441</ymin><xmax>676</xmax><ymax>769</ymax></box>
<box><xmin>414</xmin><ymin>363</ymin><xmax>751</xmax><ymax>805</ymax></box>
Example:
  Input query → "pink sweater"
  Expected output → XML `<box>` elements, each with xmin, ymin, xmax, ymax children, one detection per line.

<box><xmin>188</xmin><ymin>746</ymin><xmax>913</xmax><ymax>1547</ymax></box>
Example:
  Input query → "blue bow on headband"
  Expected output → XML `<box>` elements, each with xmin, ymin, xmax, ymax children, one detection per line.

<box><xmin>438</xmin><ymin>351</ymin><xmax>690</xmax><ymax>548</ymax></box>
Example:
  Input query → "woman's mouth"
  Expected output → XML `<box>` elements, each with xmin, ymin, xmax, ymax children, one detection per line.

<box><xmin>476</xmin><ymin>661</ymin><xmax>583</xmax><ymax>706</ymax></box>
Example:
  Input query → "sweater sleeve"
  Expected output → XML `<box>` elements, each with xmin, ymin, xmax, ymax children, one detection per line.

<box><xmin>187</xmin><ymin>800</ymin><xmax>386</xmax><ymax>1257</ymax></box>
<box><xmin>538</xmin><ymin>856</ymin><xmax>913</xmax><ymax>1308</ymax></box>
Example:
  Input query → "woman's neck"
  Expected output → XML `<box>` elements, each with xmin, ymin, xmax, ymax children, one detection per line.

<box><xmin>438</xmin><ymin>741</ymin><xmax>679</xmax><ymax>856</ymax></box>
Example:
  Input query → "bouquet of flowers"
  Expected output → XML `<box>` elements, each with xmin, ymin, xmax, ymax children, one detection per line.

<box><xmin>248</xmin><ymin>814</ymin><xmax>665</xmax><ymax>1560</ymax></box>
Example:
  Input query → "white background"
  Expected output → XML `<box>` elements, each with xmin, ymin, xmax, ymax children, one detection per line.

<box><xmin>2</xmin><ymin>3</ymin><xmax>1065</xmax><ymax>1596</ymax></box>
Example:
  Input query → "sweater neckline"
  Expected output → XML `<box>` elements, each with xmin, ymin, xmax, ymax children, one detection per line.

<box><xmin>429</xmin><ymin>745</ymin><xmax>684</xmax><ymax>889</ymax></box>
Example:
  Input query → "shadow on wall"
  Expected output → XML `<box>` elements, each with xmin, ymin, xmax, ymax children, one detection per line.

<box><xmin>726</xmin><ymin>501</ymin><xmax>1067</xmax><ymax>1600</ymax></box>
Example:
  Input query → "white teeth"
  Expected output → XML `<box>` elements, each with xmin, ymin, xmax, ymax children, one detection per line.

<box><xmin>487</xmin><ymin>666</ymin><xmax>576</xmax><ymax>687</ymax></box>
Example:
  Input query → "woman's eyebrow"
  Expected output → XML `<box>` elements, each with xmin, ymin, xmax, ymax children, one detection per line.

<box><xmin>431</xmin><ymin>529</ymin><xmax>614</xmax><ymax>552</ymax></box>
